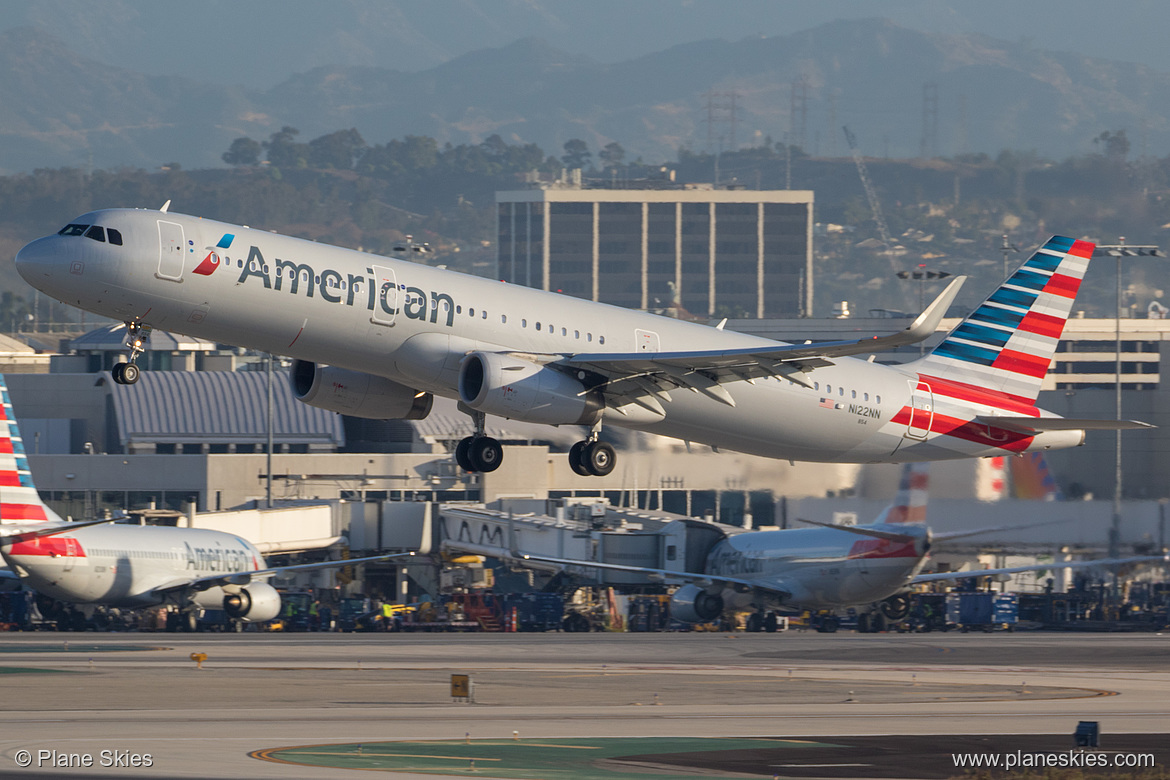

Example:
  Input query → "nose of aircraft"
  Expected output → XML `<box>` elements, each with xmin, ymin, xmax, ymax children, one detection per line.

<box><xmin>14</xmin><ymin>236</ymin><xmax>60</xmax><ymax>288</ymax></box>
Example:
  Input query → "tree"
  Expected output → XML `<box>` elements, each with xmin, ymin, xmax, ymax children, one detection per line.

<box><xmin>599</xmin><ymin>142</ymin><xmax>625</xmax><ymax>169</ymax></box>
<box><xmin>222</xmin><ymin>137</ymin><xmax>261</xmax><ymax>167</ymax></box>
<box><xmin>264</xmin><ymin>126</ymin><xmax>309</xmax><ymax>169</ymax></box>
<box><xmin>308</xmin><ymin>129</ymin><xmax>366</xmax><ymax>169</ymax></box>
<box><xmin>561</xmin><ymin>139</ymin><xmax>591</xmax><ymax>170</ymax></box>
<box><xmin>1093</xmin><ymin>130</ymin><xmax>1130</xmax><ymax>161</ymax></box>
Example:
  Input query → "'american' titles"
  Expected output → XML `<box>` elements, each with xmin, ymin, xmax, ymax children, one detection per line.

<box><xmin>236</xmin><ymin>246</ymin><xmax>456</xmax><ymax>327</ymax></box>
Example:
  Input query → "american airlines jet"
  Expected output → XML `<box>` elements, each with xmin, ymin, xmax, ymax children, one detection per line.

<box><xmin>14</xmin><ymin>208</ymin><xmax>1149</xmax><ymax>475</ymax></box>
<box><xmin>0</xmin><ymin>377</ymin><xmax>409</xmax><ymax>631</ymax></box>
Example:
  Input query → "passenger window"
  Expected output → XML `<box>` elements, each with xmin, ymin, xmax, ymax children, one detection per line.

<box><xmin>456</xmin><ymin>305</ymin><xmax>462</xmax><ymax>314</ymax></box>
<box><xmin>58</xmin><ymin>224</ymin><xmax>90</xmax><ymax>236</ymax></box>
<box><xmin>561</xmin><ymin>327</ymin><xmax>567</xmax><ymax>336</ymax></box>
<box><xmin>876</xmin><ymin>395</ymin><xmax>881</xmax><ymax>403</ymax></box>
<box><xmin>482</xmin><ymin>311</ymin><xmax>487</xmax><ymax>319</ymax></box>
<box><xmin>814</xmin><ymin>382</ymin><xmax>819</xmax><ymax>391</ymax></box>
<box><xmin>587</xmin><ymin>333</ymin><xmax>592</xmax><ymax>342</ymax></box>
<box><xmin>536</xmin><ymin>322</ymin><xmax>542</xmax><ymax>331</ymax></box>
<box><xmin>574</xmin><ymin>330</ymin><xmax>580</xmax><ymax>339</ymax></box>
<box><xmin>502</xmin><ymin>315</ymin><xmax>507</xmax><ymax>324</ymax></box>
<box><xmin>84</xmin><ymin>226</ymin><xmax>106</xmax><ymax>242</ymax></box>
<box><xmin>469</xmin><ymin>308</ymin><xmax>475</xmax><ymax>317</ymax></box>
<box><xmin>851</xmin><ymin>390</ymin><xmax>857</xmax><ymax>399</ymax></box>
<box><xmin>864</xmin><ymin>393</ymin><xmax>869</xmax><ymax>402</ymax></box>
<box><xmin>107</xmin><ymin>228</ymin><xmax>123</xmax><ymax>245</ymax></box>
<box><xmin>599</xmin><ymin>335</ymin><xmax>605</xmax><ymax>345</ymax></box>
<box><xmin>839</xmin><ymin>387</ymin><xmax>844</xmax><ymax>396</ymax></box>
<box><xmin>826</xmin><ymin>384</ymin><xmax>832</xmax><ymax>393</ymax></box>
<box><xmin>522</xmin><ymin>319</ymin><xmax>527</xmax><ymax>328</ymax></box>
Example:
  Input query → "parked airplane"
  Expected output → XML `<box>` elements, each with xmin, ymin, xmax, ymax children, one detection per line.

<box><xmin>15</xmin><ymin>209</ymin><xmax>1149</xmax><ymax>476</ymax></box>
<box><xmin>0</xmin><ymin>378</ymin><xmax>409</xmax><ymax>630</ymax></box>
<box><xmin>515</xmin><ymin>464</ymin><xmax>1168</xmax><ymax>632</ymax></box>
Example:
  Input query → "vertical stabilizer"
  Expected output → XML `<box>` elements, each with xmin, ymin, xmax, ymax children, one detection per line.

<box><xmin>0</xmin><ymin>376</ymin><xmax>64</xmax><ymax>525</ymax></box>
<box><xmin>910</xmin><ymin>235</ymin><xmax>1094</xmax><ymax>404</ymax></box>
<box><xmin>872</xmin><ymin>462</ymin><xmax>929</xmax><ymax>526</ymax></box>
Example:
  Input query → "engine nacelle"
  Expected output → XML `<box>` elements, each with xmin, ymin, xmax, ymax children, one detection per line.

<box><xmin>458</xmin><ymin>352</ymin><xmax>603</xmax><ymax>425</ymax></box>
<box><xmin>290</xmin><ymin>360</ymin><xmax>432</xmax><ymax>420</ymax></box>
<box><xmin>879</xmin><ymin>593</ymin><xmax>911</xmax><ymax>620</ymax></box>
<box><xmin>222</xmin><ymin>582</ymin><xmax>282</xmax><ymax>623</ymax></box>
<box><xmin>669</xmin><ymin>584</ymin><xmax>724</xmax><ymax>624</ymax></box>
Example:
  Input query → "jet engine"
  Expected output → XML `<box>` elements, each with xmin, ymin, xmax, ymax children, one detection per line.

<box><xmin>879</xmin><ymin>593</ymin><xmax>911</xmax><ymax>620</ymax></box>
<box><xmin>222</xmin><ymin>583</ymin><xmax>282</xmax><ymax>623</ymax></box>
<box><xmin>458</xmin><ymin>352</ymin><xmax>603</xmax><ymax>425</ymax></box>
<box><xmin>290</xmin><ymin>360</ymin><xmax>432</xmax><ymax>420</ymax></box>
<box><xmin>669</xmin><ymin>584</ymin><xmax>724</xmax><ymax>624</ymax></box>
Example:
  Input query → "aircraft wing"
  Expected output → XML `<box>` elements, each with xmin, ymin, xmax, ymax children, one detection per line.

<box><xmin>0</xmin><ymin>518</ymin><xmax>119</xmax><ymax>545</ymax></box>
<box><xmin>912</xmin><ymin>553</ymin><xmax>1168</xmax><ymax>584</ymax></box>
<box><xmin>517</xmin><ymin>552</ymin><xmax>791</xmax><ymax>598</ymax></box>
<box><xmin>150</xmin><ymin>552</ymin><xmax>417</xmax><ymax>595</ymax></box>
<box><xmin>564</xmin><ymin>276</ymin><xmax>966</xmax><ymax>411</ymax></box>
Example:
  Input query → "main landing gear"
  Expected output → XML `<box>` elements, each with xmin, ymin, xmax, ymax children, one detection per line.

<box><xmin>454</xmin><ymin>409</ymin><xmax>504</xmax><ymax>473</ymax></box>
<box><xmin>567</xmin><ymin>436</ymin><xmax>616</xmax><ymax>477</ymax></box>
<box><xmin>111</xmin><ymin>321</ymin><xmax>150</xmax><ymax>385</ymax></box>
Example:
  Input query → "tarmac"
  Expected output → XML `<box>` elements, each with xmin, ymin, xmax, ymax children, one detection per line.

<box><xmin>0</xmin><ymin>631</ymin><xmax>1166</xmax><ymax>779</ymax></box>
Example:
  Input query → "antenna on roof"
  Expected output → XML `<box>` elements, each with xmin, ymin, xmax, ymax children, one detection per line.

<box><xmin>160</xmin><ymin>200</ymin><xmax>171</xmax><ymax>213</ymax></box>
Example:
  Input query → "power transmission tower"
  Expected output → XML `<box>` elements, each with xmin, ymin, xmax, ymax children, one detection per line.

<box><xmin>790</xmin><ymin>78</ymin><xmax>808</xmax><ymax>152</ymax></box>
<box><xmin>702</xmin><ymin>90</ymin><xmax>741</xmax><ymax>153</ymax></box>
<box><xmin>843</xmin><ymin>126</ymin><xmax>893</xmax><ymax>251</ymax></box>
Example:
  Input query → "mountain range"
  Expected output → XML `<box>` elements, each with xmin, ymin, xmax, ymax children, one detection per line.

<box><xmin>3</xmin><ymin>17</ymin><xmax>1169</xmax><ymax>174</ymax></box>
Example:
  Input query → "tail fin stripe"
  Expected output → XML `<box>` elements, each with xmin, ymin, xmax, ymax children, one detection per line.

<box><xmin>988</xmin><ymin>287</ymin><xmax>1038</xmax><ymax>310</ymax></box>
<box><xmin>1009</xmin><ymin>269</ymin><xmax>1052</xmax><ymax>290</ymax></box>
<box><xmin>991</xmin><ymin>349</ymin><xmax>1051</xmax><ymax>378</ymax></box>
<box><xmin>933</xmin><ymin>341</ymin><xmax>997</xmax><ymax>365</ymax></box>
<box><xmin>1017</xmin><ymin>311</ymin><xmax>1066</xmax><ymax>339</ymax></box>
<box><xmin>1042</xmin><ymin>273</ymin><xmax>1081</xmax><ymax>298</ymax></box>
<box><xmin>971</xmin><ymin>306</ymin><xmax>1025</xmax><ymax>328</ymax></box>
<box><xmin>1024</xmin><ymin>251</ymin><xmax>1064</xmax><ymax>273</ymax></box>
<box><xmin>1045</xmin><ymin>236</ymin><xmax>1075</xmax><ymax>251</ymax></box>
<box><xmin>952</xmin><ymin>322</ymin><xmax>1012</xmax><ymax>347</ymax></box>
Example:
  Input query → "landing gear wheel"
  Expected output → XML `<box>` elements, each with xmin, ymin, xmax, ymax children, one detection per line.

<box><xmin>568</xmin><ymin>441</ymin><xmax>591</xmax><ymax>476</ymax></box>
<box><xmin>857</xmin><ymin>612</ymin><xmax>871</xmax><ymax>633</ymax></box>
<box><xmin>468</xmin><ymin>436</ymin><xmax>503</xmax><ymax>473</ymax></box>
<box><xmin>764</xmin><ymin>611</ymin><xmax>779</xmax><ymax>633</ymax></box>
<box><xmin>181</xmin><ymin>611</ymin><xmax>198</xmax><ymax>633</ymax></box>
<box><xmin>746</xmin><ymin>613</ymin><xmax>763</xmax><ymax>633</ymax></box>
<box><xmin>119</xmin><ymin>362</ymin><xmax>140</xmax><ymax>385</ymax></box>
<box><xmin>582</xmin><ymin>440</ymin><xmax>616</xmax><ymax>477</ymax></box>
<box><xmin>455</xmin><ymin>437</ymin><xmax>474</xmax><ymax>472</ymax></box>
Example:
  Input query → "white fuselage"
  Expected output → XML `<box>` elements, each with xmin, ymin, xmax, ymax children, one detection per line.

<box><xmin>15</xmin><ymin>209</ymin><xmax>1082</xmax><ymax>463</ymax></box>
<box><xmin>0</xmin><ymin>524</ymin><xmax>264</xmax><ymax>610</ymax></box>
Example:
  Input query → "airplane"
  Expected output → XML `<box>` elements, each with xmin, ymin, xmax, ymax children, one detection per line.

<box><xmin>14</xmin><ymin>208</ymin><xmax>1150</xmax><ymax>477</ymax></box>
<box><xmin>508</xmin><ymin>463</ymin><xmax>1169</xmax><ymax>632</ymax></box>
<box><xmin>0</xmin><ymin>376</ymin><xmax>411</xmax><ymax>631</ymax></box>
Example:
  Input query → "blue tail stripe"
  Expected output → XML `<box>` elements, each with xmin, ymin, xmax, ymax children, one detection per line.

<box><xmin>952</xmin><ymin>322</ymin><xmax>1012</xmax><ymax>347</ymax></box>
<box><xmin>970</xmin><ymin>306</ymin><xmax>1025</xmax><ymax>328</ymax></box>
<box><xmin>988</xmin><ymin>287</ymin><xmax>1038</xmax><ymax>310</ymax></box>
<box><xmin>1044</xmin><ymin>236</ymin><xmax>1075</xmax><ymax>251</ymax></box>
<box><xmin>1008</xmin><ymin>269</ymin><xmax>1051</xmax><ymax>291</ymax></box>
<box><xmin>932</xmin><ymin>341</ymin><xmax>999</xmax><ymax>365</ymax></box>
<box><xmin>1024</xmin><ymin>251</ymin><xmax>1063</xmax><ymax>273</ymax></box>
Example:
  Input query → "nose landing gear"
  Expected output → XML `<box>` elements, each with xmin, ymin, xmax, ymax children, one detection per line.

<box><xmin>111</xmin><ymin>322</ymin><xmax>150</xmax><ymax>385</ymax></box>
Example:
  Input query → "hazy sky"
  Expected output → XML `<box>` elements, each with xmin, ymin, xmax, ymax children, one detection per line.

<box><xmin>2</xmin><ymin>0</ymin><xmax>1168</xmax><ymax>87</ymax></box>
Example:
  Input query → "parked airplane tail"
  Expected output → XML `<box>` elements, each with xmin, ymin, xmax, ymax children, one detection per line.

<box><xmin>0</xmin><ymin>376</ymin><xmax>64</xmax><ymax>525</ymax></box>
<box><xmin>873</xmin><ymin>462</ymin><xmax>929</xmax><ymax>525</ymax></box>
<box><xmin>909</xmin><ymin>235</ymin><xmax>1094</xmax><ymax>404</ymax></box>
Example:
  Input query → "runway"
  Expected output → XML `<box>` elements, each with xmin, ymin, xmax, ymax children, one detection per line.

<box><xmin>0</xmin><ymin>631</ymin><xmax>1166</xmax><ymax>779</ymax></box>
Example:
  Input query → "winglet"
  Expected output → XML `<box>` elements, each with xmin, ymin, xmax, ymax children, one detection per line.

<box><xmin>160</xmin><ymin>200</ymin><xmax>171</xmax><ymax>213</ymax></box>
<box><xmin>899</xmin><ymin>275</ymin><xmax>966</xmax><ymax>344</ymax></box>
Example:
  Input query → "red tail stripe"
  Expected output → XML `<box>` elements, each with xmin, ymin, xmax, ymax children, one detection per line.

<box><xmin>1042</xmin><ymin>273</ymin><xmax>1081</xmax><ymax>299</ymax></box>
<box><xmin>892</xmin><ymin>407</ymin><xmax>1036</xmax><ymax>453</ymax></box>
<box><xmin>0</xmin><ymin>504</ymin><xmax>48</xmax><ymax>521</ymax></box>
<box><xmin>0</xmin><ymin>474</ymin><xmax>22</xmax><ymax>487</ymax></box>
<box><xmin>1017</xmin><ymin>311</ymin><xmax>1067</xmax><ymax>339</ymax></box>
<box><xmin>1069</xmin><ymin>239</ymin><xmax>1095</xmax><ymax>259</ymax></box>
<box><xmin>991</xmin><ymin>349</ymin><xmax>1051</xmax><ymax>379</ymax></box>
<box><xmin>0</xmin><ymin>440</ymin><xmax>13</xmax><ymax>454</ymax></box>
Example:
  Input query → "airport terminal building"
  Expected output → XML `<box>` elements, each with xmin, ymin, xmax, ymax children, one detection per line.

<box><xmin>495</xmin><ymin>186</ymin><xmax>815</xmax><ymax>319</ymax></box>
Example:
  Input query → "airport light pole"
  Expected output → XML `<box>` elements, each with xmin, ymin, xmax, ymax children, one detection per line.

<box><xmin>1091</xmin><ymin>241</ymin><xmax>1164</xmax><ymax>575</ymax></box>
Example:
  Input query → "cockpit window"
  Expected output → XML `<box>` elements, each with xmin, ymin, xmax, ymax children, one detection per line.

<box><xmin>84</xmin><ymin>225</ymin><xmax>106</xmax><ymax>242</ymax></box>
<box><xmin>58</xmin><ymin>224</ymin><xmax>90</xmax><ymax>236</ymax></box>
<box><xmin>107</xmin><ymin>228</ymin><xmax>123</xmax><ymax>246</ymax></box>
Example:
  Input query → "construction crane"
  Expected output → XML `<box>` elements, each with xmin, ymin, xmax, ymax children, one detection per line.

<box><xmin>843</xmin><ymin>126</ymin><xmax>893</xmax><ymax>251</ymax></box>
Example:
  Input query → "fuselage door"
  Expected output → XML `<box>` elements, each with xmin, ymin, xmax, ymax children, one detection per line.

<box><xmin>634</xmin><ymin>329</ymin><xmax>660</xmax><ymax>353</ymax></box>
<box><xmin>156</xmin><ymin>220</ymin><xmax>186</xmax><ymax>282</ymax></box>
<box><xmin>904</xmin><ymin>380</ymin><xmax>933</xmax><ymax>440</ymax></box>
<box><xmin>370</xmin><ymin>265</ymin><xmax>397</xmax><ymax>326</ymax></box>
<box><xmin>62</xmin><ymin>536</ymin><xmax>79</xmax><ymax>572</ymax></box>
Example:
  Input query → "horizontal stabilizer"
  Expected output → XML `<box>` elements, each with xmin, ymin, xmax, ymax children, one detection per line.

<box><xmin>912</xmin><ymin>553</ymin><xmax>1168</xmax><ymax>584</ymax></box>
<box><xmin>977</xmin><ymin>415</ymin><xmax>1155</xmax><ymax>434</ymax></box>
<box><xmin>794</xmin><ymin>517</ymin><xmax>918</xmax><ymax>543</ymax></box>
<box><xmin>0</xmin><ymin>517</ymin><xmax>117</xmax><ymax>546</ymax></box>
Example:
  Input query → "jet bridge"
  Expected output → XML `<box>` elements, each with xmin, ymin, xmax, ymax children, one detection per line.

<box><xmin>366</xmin><ymin>498</ymin><xmax>735</xmax><ymax>587</ymax></box>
